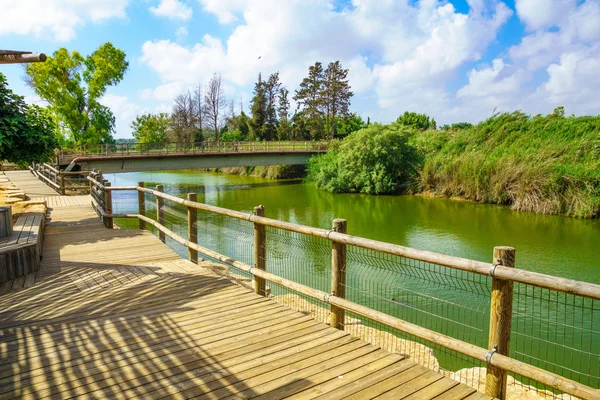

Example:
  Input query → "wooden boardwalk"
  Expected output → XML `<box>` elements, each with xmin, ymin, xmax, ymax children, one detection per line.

<box><xmin>4</xmin><ymin>170</ymin><xmax>59</xmax><ymax>198</ymax></box>
<box><xmin>0</xmin><ymin>172</ymin><xmax>493</xmax><ymax>399</ymax></box>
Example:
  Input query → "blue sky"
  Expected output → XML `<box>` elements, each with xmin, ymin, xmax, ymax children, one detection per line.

<box><xmin>1</xmin><ymin>0</ymin><xmax>599</xmax><ymax>138</ymax></box>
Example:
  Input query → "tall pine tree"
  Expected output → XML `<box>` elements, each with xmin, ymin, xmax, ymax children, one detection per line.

<box><xmin>322</xmin><ymin>61</ymin><xmax>352</xmax><ymax>139</ymax></box>
<box><xmin>294</xmin><ymin>62</ymin><xmax>325</xmax><ymax>139</ymax></box>
<box><xmin>277</xmin><ymin>87</ymin><xmax>292</xmax><ymax>140</ymax></box>
<box><xmin>249</xmin><ymin>73</ymin><xmax>267</xmax><ymax>140</ymax></box>
<box><xmin>263</xmin><ymin>72</ymin><xmax>281</xmax><ymax>141</ymax></box>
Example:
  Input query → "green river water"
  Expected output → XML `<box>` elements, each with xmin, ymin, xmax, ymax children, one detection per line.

<box><xmin>107</xmin><ymin>170</ymin><xmax>600</xmax><ymax>386</ymax></box>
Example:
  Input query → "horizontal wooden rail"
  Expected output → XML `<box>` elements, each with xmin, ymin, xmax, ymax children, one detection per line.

<box><xmin>42</xmin><ymin>163</ymin><xmax>59</xmax><ymax>174</ymax></box>
<box><xmin>103</xmin><ymin>209</ymin><xmax>600</xmax><ymax>400</ymax></box>
<box><xmin>36</xmin><ymin>170</ymin><xmax>60</xmax><ymax>190</ymax></box>
<box><xmin>105</xmin><ymin>186</ymin><xmax>138</xmax><ymax>191</ymax></box>
<box><xmin>86</xmin><ymin>176</ymin><xmax>105</xmax><ymax>190</ymax></box>
<box><xmin>136</xmin><ymin>186</ymin><xmax>600</xmax><ymax>301</ymax></box>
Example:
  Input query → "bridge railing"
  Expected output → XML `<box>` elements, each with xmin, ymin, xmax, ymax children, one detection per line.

<box><xmin>58</xmin><ymin>141</ymin><xmax>329</xmax><ymax>161</ymax></box>
<box><xmin>29</xmin><ymin>163</ymin><xmax>91</xmax><ymax>195</ymax></box>
<box><xmin>88</xmin><ymin>176</ymin><xmax>600</xmax><ymax>400</ymax></box>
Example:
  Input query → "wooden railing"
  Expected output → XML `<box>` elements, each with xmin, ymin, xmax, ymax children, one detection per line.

<box><xmin>30</xmin><ymin>163</ymin><xmax>91</xmax><ymax>195</ymax></box>
<box><xmin>58</xmin><ymin>140</ymin><xmax>330</xmax><ymax>162</ymax></box>
<box><xmin>88</xmin><ymin>176</ymin><xmax>600</xmax><ymax>400</ymax></box>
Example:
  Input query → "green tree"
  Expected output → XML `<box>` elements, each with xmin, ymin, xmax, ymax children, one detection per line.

<box><xmin>25</xmin><ymin>43</ymin><xmax>128</xmax><ymax>145</ymax></box>
<box><xmin>277</xmin><ymin>88</ymin><xmax>292</xmax><ymax>140</ymax></box>
<box><xmin>307</xmin><ymin>123</ymin><xmax>420</xmax><ymax>194</ymax></box>
<box><xmin>294</xmin><ymin>62</ymin><xmax>325</xmax><ymax>139</ymax></box>
<box><xmin>322</xmin><ymin>61</ymin><xmax>353</xmax><ymax>138</ymax></box>
<box><xmin>223</xmin><ymin>111</ymin><xmax>250</xmax><ymax>140</ymax></box>
<box><xmin>396</xmin><ymin>112</ymin><xmax>435</xmax><ymax>131</ymax></box>
<box><xmin>131</xmin><ymin>113</ymin><xmax>170</xmax><ymax>144</ymax></box>
<box><xmin>263</xmin><ymin>72</ymin><xmax>281</xmax><ymax>141</ymax></box>
<box><xmin>440</xmin><ymin>122</ymin><xmax>474</xmax><ymax>131</ymax></box>
<box><xmin>249</xmin><ymin>73</ymin><xmax>267</xmax><ymax>140</ymax></box>
<box><xmin>0</xmin><ymin>73</ymin><xmax>58</xmax><ymax>164</ymax></box>
<box><xmin>336</xmin><ymin>113</ymin><xmax>366</xmax><ymax>137</ymax></box>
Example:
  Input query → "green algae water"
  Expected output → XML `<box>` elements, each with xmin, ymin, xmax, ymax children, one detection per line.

<box><xmin>107</xmin><ymin>170</ymin><xmax>600</xmax><ymax>387</ymax></box>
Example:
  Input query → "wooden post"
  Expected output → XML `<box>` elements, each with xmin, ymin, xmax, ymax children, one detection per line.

<box><xmin>330</xmin><ymin>218</ymin><xmax>347</xmax><ymax>330</ymax></box>
<box><xmin>138</xmin><ymin>182</ymin><xmax>146</xmax><ymax>230</ymax></box>
<box><xmin>60</xmin><ymin>173</ymin><xmax>65</xmax><ymax>195</ymax></box>
<box><xmin>253</xmin><ymin>205</ymin><xmax>266</xmax><ymax>296</ymax></box>
<box><xmin>89</xmin><ymin>169</ymin><xmax>97</xmax><ymax>193</ymax></box>
<box><xmin>187</xmin><ymin>193</ymin><xmax>198</xmax><ymax>263</ymax></box>
<box><xmin>104</xmin><ymin>181</ymin><xmax>113</xmax><ymax>229</ymax></box>
<box><xmin>156</xmin><ymin>185</ymin><xmax>165</xmax><ymax>242</ymax></box>
<box><xmin>486</xmin><ymin>246</ymin><xmax>516</xmax><ymax>400</ymax></box>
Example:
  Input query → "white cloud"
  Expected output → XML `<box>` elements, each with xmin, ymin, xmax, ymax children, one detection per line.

<box><xmin>140</xmin><ymin>36</ymin><xmax>227</xmax><ymax>86</ymax></box>
<box><xmin>176</xmin><ymin>26</ymin><xmax>188</xmax><ymax>39</ymax></box>
<box><xmin>150</xmin><ymin>0</ymin><xmax>192</xmax><ymax>21</ymax></box>
<box><xmin>515</xmin><ymin>0</ymin><xmax>575</xmax><ymax>30</ymax></box>
<box><xmin>100</xmin><ymin>94</ymin><xmax>145</xmax><ymax>139</ymax></box>
<box><xmin>0</xmin><ymin>0</ymin><xmax>129</xmax><ymax>41</ymax></box>
<box><xmin>457</xmin><ymin>59</ymin><xmax>524</xmax><ymax>98</ymax></box>
<box><xmin>197</xmin><ymin>0</ymin><xmax>247</xmax><ymax>23</ymax></box>
<box><xmin>140</xmin><ymin>81</ymin><xmax>187</xmax><ymax>102</ymax></box>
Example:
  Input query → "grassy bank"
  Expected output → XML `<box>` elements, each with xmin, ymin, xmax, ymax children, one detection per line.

<box><xmin>418</xmin><ymin>111</ymin><xmax>600</xmax><ymax>218</ymax></box>
<box><xmin>307</xmin><ymin>109</ymin><xmax>600</xmax><ymax>218</ymax></box>
<box><xmin>205</xmin><ymin>165</ymin><xmax>306</xmax><ymax>179</ymax></box>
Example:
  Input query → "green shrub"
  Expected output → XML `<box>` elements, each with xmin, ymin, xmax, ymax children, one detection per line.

<box><xmin>396</xmin><ymin>112</ymin><xmax>436</xmax><ymax>131</ymax></box>
<box><xmin>307</xmin><ymin>123</ymin><xmax>420</xmax><ymax>194</ymax></box>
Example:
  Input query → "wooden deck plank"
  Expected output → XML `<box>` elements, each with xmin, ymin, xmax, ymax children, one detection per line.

<box><xmin>0</xmin><ymin>172</ymin><xmax>492</xmax><ymax>400</ymax></box>
<box><xmin>287</xmin><ymin>357</ymin><xmax>413</xmax><ymax>399</ymax></box>
<box><xmin>433</xmin><ymin>382</ymin><xmax>478</xmax><ymax>399</ymax></box>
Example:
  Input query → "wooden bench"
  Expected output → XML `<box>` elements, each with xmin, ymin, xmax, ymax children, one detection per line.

<box><xmin>0</xmin><ymin>214</ymin><xmax>44</xmax><ymax>283</ymax></box>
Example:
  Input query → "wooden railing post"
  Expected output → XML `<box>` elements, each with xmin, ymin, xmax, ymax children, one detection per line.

<box><xmin>90</xmin><ymin>169</ymin><xmax>97</xmax><ymax>193</ymax></box>
<box><xmin>104</xmin><ymin>181</ymin><xmax>113</xmax><ymax>229</ymax></box>
<box><xmin>187</xmin><ymin>193</ymin><xmax>198</xmax><ymax>263</ymax></box>
<box><xmin>156</xmin><ymin>185</ymin><xmax>165</xmax><ymax>242</ymax></box>
<box><xmin>253</xmin><ymin>205</ymin><xmax>266</xmax><ymax>296</ymax></box>
<box><xmin>60</xmin><ymin>173</ymin><xmax>65</xmax><ymax>195</ymax></box>
<box><xmin>330</xmin><ymin>218</ymin><xmax>347</xmax><ymax>330</ymax></box>
<box><xmin>486</xmin><ymin>246</ymin><xmax>516</xmax><ymax>400</ymax></box>
<box><xmin>138</xmin><ymin>182</ymin><xmax>146</xmax><ymax>230</ymax></box>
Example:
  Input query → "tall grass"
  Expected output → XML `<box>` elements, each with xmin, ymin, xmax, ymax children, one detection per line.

<box><xmin>417</xmin><ymin>110</ymin><xmax>600</xmax><ymax>218</ymax></box>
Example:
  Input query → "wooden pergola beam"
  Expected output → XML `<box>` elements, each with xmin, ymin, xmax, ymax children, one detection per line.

<box><xmin>0</xmin><ymin>51</ymin><xmax>47</xmax><ymax>64</ymax></box>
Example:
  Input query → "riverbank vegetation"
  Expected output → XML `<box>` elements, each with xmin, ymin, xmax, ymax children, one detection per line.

<box><xmin>308</xmin><ymin>108</ymin><xmax>600</xmax><ymax>218</ymax></box>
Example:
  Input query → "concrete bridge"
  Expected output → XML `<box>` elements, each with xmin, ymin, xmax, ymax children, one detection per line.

<box><xmin>58</xmin><ymin>141</ymin><xmax>329</xmax><ymax>173</ymax></box>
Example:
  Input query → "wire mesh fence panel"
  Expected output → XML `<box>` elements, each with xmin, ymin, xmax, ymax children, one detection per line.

<box><xmin>194</xmin><ymin>209</ymin><xmax>254</xmax><ymax>283</ymax></box>
<box><xmin>343</xmin><ymin>245</ymin><xmax>492</xmax><ymax>379</ymax></box>
<box><xmin>264</xmin><ymin>226</ymin><xmax>332</xmax><ymax>308</ymax></box>
<box><xmin>511</xmin><ymin>284</ymin><xmax>600</xmax><ymax>396</ymax></box>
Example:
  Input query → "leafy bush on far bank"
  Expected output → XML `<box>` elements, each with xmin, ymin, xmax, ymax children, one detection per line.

<box><xmin>307</xmin><ymin>123</ymin><xmax>420</xmax><ymax>194</ymax></box>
